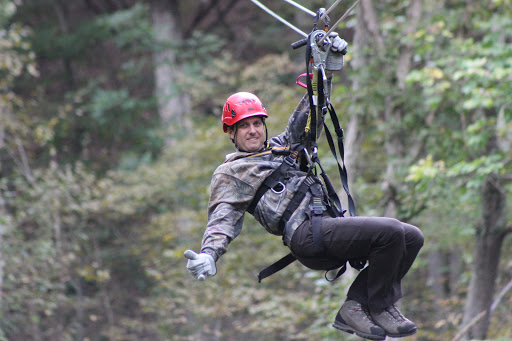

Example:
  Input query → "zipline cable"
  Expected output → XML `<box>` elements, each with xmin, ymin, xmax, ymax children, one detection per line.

<box><xmin>323</xmin><ymin>0</ymin><xmax>360</xmax><ymax>38</ymax></box>
<box><xmin>250</xmin><ymin>0</ymin><xmax>308</xmax><ymax>37</ymax></box>
<box><xmin>283</xmin><ymin>0</ymin><xmax>315</xmax><ymax>16</ymax></box>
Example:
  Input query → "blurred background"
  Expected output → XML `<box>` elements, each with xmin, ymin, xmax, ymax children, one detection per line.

<box><xmin>0</xmin><ymin>0</ymin><xmax>511</xmax><ymax>340</ymax></box>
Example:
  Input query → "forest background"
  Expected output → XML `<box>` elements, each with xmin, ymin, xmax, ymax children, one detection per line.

<box><xmin>0</xmin><ymin>0</ymin><xmax>511</xmax><ymax>340</ymax></box>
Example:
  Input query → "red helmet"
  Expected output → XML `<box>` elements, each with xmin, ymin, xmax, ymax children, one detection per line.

<box><xmin>222</xmin><ymin>92</ymin><xmax>268</xmax><ymax>133</ymax></box>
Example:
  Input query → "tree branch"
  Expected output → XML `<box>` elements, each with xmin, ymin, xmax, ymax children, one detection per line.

<box><xmin>6</xmin><ymin>137</ymin><xmax>35</xmax><ymax>185</ymax></box>
<box><xmin>451</xmin><ymin>311</ymin><xmax>487</xmax><ymax>341</ymax></box>
<box><xmin>184</xmin><ymin>0</ymin><xmax>241</xmax><ymax>38</ymax></box>
<box><xmin>490</xmin><ymin>277</ymin><xmax>512</xmax><ymax>313</ymax></box>
<box><xmin>184</xmin><ymin>0</ymin><xmax>220</xmax><ymax>37</ymax></box>
<box><xmin>451</xmin><ymin>277</ymin><xmax>512</xmax><ymax>341</ymax></box>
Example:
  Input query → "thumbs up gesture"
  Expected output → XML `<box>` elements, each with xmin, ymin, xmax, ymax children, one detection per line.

<box><xmin>184</xmin><ymin>250</ymin><xmax>217</xmax><ymax>280</ymax></box>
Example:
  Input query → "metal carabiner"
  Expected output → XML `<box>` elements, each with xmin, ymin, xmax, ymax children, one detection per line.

<box><xmin>310</xmin><ymin>30</ymin><xmax>332</xmax><ymax>69</ymax></box>
<box><xmin>303</xmin><ymin>147</ymin><xmax>315</xmax><ymax>169</ymax></box>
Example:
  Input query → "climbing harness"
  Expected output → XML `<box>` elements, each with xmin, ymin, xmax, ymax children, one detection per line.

<box><xmin>250</xmin><ymin>0</ymin><xmax>364</xmax><ymax>282</ymax></box>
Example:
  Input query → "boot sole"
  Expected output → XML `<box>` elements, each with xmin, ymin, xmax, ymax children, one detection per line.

<box><xmin>332</xmin><ymin>320</ymin><xmax>386</xmax><ymax>341</ymax></box>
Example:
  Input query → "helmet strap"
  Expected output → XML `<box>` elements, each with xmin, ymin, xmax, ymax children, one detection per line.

<box><xmin>264</xmin><ymin>120</ymin><xmax>269</xmax><ymax>149</ymax></box>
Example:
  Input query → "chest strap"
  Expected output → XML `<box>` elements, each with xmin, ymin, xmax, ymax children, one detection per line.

<box><xmin>247</xmin><ymin>151</ymin><xmax>297</xmax><ymax>215</ymax></box>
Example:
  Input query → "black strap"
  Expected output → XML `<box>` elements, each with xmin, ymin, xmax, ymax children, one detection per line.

<box><xmin>322</xmin><ymin>103</ymin><xmax>356</xmax><ymax>216</ymax></box>
<box><xmin>247</xmin><ymin>153</ymin><xmax>295</xmax><ymax>214</ymax></box>
<box><xmin>309</xmin><ymin>183</ymin><xmax>326</xmax><ymax>255</ymax></box>
<box><xmin>257</xmin><ymin>253</ymin><xmax>296</xmax><ymax>283</ymax></box>
<box><xmin>279</xmin><ymin>176</ymin><xmax>316</xmax><ymax>230</ymax></box>
<box><xmin>308</xmin><ymin>152</ymin><xmax>344</xmax><ymax>217</ymax></box>
<box><xmin>305</xmin><ymin>34</ymin><xmax>318</xmax><ymax>150</ymax></box>
<box><xmin>325</xmin><ymin>263</ymin><xmax>348</xmax><ymax>282</ymax></box>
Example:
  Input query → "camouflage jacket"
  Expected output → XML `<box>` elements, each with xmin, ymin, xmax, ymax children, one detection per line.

<box><xmin>200</xmin><ymin>94</ymin><xmax>327</xmax><ymax>262</ymax></box>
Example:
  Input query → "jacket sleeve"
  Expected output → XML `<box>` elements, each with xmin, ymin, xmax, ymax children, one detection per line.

<box><xmin>268</xmin><ymin>78</ymin><xmax>332</xmax><ymax>148</ymax></box>
<box><xmin>200</xmin><ymin>172</ymin><xmax>255</xmax><ymax>261</ymax></box>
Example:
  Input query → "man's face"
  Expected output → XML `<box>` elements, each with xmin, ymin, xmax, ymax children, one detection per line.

<box><xmin>229</xmin><ymin>116</ymin><xmax>265</xmax><ymax>152</ymax></box>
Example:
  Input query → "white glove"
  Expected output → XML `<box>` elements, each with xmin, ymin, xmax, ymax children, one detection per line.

<box><xmin>328</xmin><ymin>32</ymin><xmax>348</xmax><ymax>53</ymax></box>
<box><xmin>325</xmin><ymin>32</ymin><xmax>347</xmax><ymax>71</ymax></box>
<box><xmin>184</xmin><ymin>250</ymin><xmax>217</xmax><ymax>280</ymax></box>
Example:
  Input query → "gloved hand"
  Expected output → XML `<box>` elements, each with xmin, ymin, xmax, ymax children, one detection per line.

<box><xmin>328</xmin><ymin>32</ymin><xmax>348</xmax><ymax>54</ymax></box>
<box><xmin>184</xmin><ymin>250</ymin><xmax>217</xmax><ymax>280</ymax></box>
<box><xmin>325</xmin><ymin>32</ymin><xmax>347</xmax><ymax>71</ymax></box>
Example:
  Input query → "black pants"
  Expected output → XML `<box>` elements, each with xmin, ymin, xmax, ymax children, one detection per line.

<box><xmin>289</xmin><ymin>215</ymin><xmax>424</xmax><ymax>310</ymax></box>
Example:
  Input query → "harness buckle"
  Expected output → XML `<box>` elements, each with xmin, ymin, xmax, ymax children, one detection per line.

<box><xmin>284</xmin><ymin>154</ymin><xmax>295</xmax><ymax>166</ymax></box>
<box><xmin>310</xmin><ymin>198</ymin><xmax>326</xmax><ymax>215</ymax></box>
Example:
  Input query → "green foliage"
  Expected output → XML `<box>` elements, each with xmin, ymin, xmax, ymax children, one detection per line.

<box><xmin>10</xmin><ymin>2</ymin><xmax>162</xmax><ymax>172</ymax></box>
<box><xmin>2</xmin><ymin>1</ymin><xmax>512</xmax><ymax>340</ymax></box>
<box><xmin>405</xmin><ymin>1</ymin><xmax>512</xmax><ymax>186</ymax></box>
<box><xmin>95</xmin><ymin>3</ymin><xmax>153</xmax><ymax>51</ymax></box>
<box><xmin>403</xmin><ymin>3</ymin><xmax>512</xmax><ymax>337</ymax></box>
<box><xmin>31</xmin><ymin>3</ymin><xmax>151</xmax><ymax>60</ymax></box>
<box><xmin>0</xmin><ymin>0</ymin><xmax>37</xmax><ymax>111</ymax></box>
<box><xmin>181</xmin><ymin>31</ymin><xmax>303</xmax><ymax>119</ymax></box>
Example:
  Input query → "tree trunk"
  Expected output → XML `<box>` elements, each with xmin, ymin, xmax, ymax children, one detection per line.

<box><xmin>150</xmin><ymin>0</ymin><xmax>191</xmax><ymax>146</ymax></box>
<box><xmin>427</xmin><ymin>250</ymin><xmax>446</xmax><ymax>299</ymax></box>
<box><xmin>359</xmin><ymin>0</ymin><xmax>423</xmax><ymax>217</ymax></box>
<box><xmin>0</xmin><ymin>191</ymin><xmax>5</xmax><ymax>313</ymax></box>
<box><xmin>461</xmin><ymin>173</ymin><xmax>507</xmax><ymax>339</ymax></box>
<box><xmin>383</xmin><ymin>0</ymin><xmax>422</xmax><ymax>217</ymax></box>
<box><xmin>460</xmin><ymin>100</ymin><xmax>511</xmax><ymax>339</ymax></box>
<box><xmin>342</xmin><ymin>2</ymin><xmax>369</xmax><ymax>211</ymax></box>
<box><xmin>0</xmin><ymin>116</ymin><xmax>5</xmax><ymax>310</ymax></box>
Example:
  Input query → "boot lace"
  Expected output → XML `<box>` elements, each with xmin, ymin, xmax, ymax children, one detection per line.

<box><xmin>350</xmin><ymin>303</ymin><xmax>379</xmax><ymax>326</ymax></box>
<box><xmin>386</xmin><ymin>305</ymin><xmax>408</xmax><ymax>323</ymax></box>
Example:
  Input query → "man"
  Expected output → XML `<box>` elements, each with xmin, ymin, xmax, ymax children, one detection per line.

<box><xmin>184</xmin><ymin>36</ymin><xmax>424</xmax><ymax>341</ymax></box>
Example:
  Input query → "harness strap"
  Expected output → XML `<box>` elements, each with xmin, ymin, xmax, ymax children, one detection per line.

<box><xmin>279</xmin><ymin>176</ymin><xmax>316</xmax><ymax>230</ymax></box>
<box><xmin>309</xmin><ymin>183</ymin><xmax>327</xmax><ymax>255</ymax></box>
<box><xmin>305</xmin><ymin>36</ymin><xmax>316</xmax><ymax>146</ymax></box>
<box><xmin>311</xmin><ymin>153</ymin><xmax>345</xmax><ymax>217</ymax></box>
<box><xmin>257</xmin><ymin>253</ymin><xmax>296</xmax><ymax>283</ymax></box>
<box><xmin>247</xmin><ymin>153</ymin><xmax>296</xmax><ymax>215</ymax></box>
<box><xmin>323</xmin><ymin>102</ymin><xmax>356</xmax><ymax>216</ymax></box>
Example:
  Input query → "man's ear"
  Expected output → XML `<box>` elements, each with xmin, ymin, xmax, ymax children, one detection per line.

<box><xmin>228</xmin><ymin>126</ymin><xmax>236</xmax><ymax>141</ymax></box>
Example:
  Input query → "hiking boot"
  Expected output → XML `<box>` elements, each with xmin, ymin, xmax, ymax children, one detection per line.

<box><xmin>370</xmin><ymin>304</ymin><xmax>417</xmax><ymax>337</ymax></box>
<box><xmin>332</xmin><ymin>300</ymin><xmax>386</xmax><ymax>340</ymax></box>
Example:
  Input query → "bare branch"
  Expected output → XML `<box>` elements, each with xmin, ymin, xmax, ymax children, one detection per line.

<box><xmin>451</xmin><ymin>311</ymin><xmax>487</xmax><ymax>341</ymax></box>
<box><xmin>16</xmin><ymin>138</ymin><xmax>34</xmax><ymax>184</ymax></box>
<box><xmin>452</xmin><ymin>278</ymin><xmax>512</xmax><ymax>341</ymax></box>
<box><xmin>491</xmin><ymin>277</ymin><xmax>512</xmax><ymax>313</ymax></box>
<box><xmin>184</xmin><ymin>0</ymin><xmax>241</xmax><ymax>38</ymax></box>
<box><xmin>6</xmin><ymin>139</ymin><xmax>34</xmax><ymax>185</ymax></box>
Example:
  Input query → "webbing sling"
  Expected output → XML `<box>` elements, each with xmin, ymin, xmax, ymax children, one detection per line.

<box><xmin>323</xmin><ymin>103</ymin><xmax>356</xmax><ymax>216</ymax></box>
